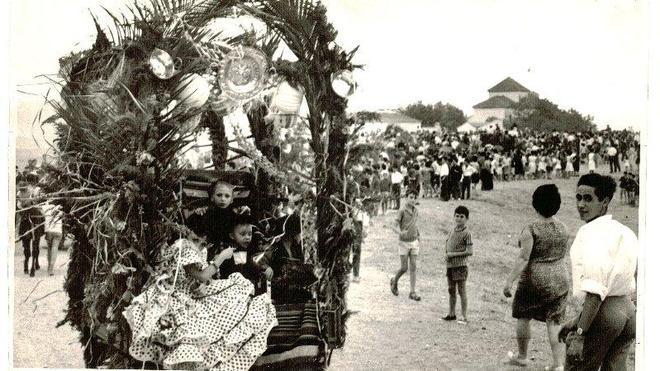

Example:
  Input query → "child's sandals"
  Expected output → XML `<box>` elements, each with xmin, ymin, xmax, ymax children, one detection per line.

<box><xmin>442</xmin><ymin>315</ymin><xmax>456</xmax><ymax>321</ymax></box>
<box><xmin>408</xmin><ymin>292</ymin><xmax>421</xmax><ymax>301</ymax></box>
<box><xmin>389</xmin><ymin>277</ymin><xmax>398</xmax><ymax>296</ymax></box>
<box><xmin>505</xmin><ymin>351</ymin><xmax>528</xmax><ymax>367</ymax></box>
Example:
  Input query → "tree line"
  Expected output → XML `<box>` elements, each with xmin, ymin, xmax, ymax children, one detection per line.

<box><xmin>399</xmin><ymin>95</ymin><xmax>595</xmax><ymax>133</ymax></box>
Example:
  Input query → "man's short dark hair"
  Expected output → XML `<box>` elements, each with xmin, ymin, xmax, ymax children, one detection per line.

<box><xmin>532</xmin><ymin>184</ymin><xmax>561</xmax><ymax>218</ymax></box>
<box><xmin>577</xmin><ymin>173</ymin><xmax>617</xmax><ymax>201</ymax></box>
<box><xmin>454</xmin><ymin>205</ymin><xmax>469</xmax><ymax>218</ymax></box>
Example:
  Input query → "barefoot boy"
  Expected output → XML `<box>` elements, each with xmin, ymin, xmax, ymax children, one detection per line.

<box><xmin>443</xmin><ymin>206</ymin><xmax>473</xmax><ymax>323</ymax></box>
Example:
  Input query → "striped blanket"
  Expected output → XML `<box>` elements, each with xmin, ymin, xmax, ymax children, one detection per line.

<box><xmin>253</xmin><ymin>302</ymin><xmax>324</xmax><ymax>370</ymax></box>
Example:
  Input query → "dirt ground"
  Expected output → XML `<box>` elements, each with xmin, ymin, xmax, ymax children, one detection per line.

<box><xmin>11</xmin><ymin>165</ymin><xmax>638</xmax><ymax>370</ymax></box>
<box><xmin>329</xmin><ymin>170</ymin><xmax>637</xmax><ymax>371</ymax></box>
<box><xmin>11</xmin><ymin>241</ymin><xmax>85</xmax><ymax>369</ymax></box>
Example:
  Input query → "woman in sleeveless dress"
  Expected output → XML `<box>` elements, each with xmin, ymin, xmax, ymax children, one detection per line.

<box><xmin>503</xmin><ymin>184</ymin><xmax>569</xmax><ymax>371</ymax></box>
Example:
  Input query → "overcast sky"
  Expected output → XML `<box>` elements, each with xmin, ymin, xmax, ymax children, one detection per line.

<box><xmin>9</xmin><ymin>0</ymin><xmax>650</xmax><ymax>154</ymax></box>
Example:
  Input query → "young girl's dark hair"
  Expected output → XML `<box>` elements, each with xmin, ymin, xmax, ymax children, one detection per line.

<box><xmin>227</xmin><ymin>212</ymin><xmax>255</xmax><ymax>234</ymax></box>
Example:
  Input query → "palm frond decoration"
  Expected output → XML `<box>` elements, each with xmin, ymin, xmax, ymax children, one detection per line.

<box><xmin>39</xmin><ymin>0</ymin><xmax>364</xmax><ymax>368</ymax></box>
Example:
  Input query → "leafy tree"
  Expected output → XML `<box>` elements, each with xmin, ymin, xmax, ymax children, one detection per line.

<box><xmin>505</xmin><ymin>94</ymin><xmax>595</xmax><ymax>132</ymax></box>
<box><xmin>400</xmin><ymin>101</ymin><xmax>466</xmax><ymax>131</ymax></box>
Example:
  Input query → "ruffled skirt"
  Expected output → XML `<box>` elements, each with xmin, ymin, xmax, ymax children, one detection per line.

<box><xmin>123</xmin><ymin>273</ymin><xmax>278</xmax><ymax>370</ymax></box>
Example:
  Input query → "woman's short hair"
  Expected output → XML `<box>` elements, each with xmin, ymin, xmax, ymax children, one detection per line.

<box><xmin>532</xmin><ymin>184</ymin><xmax>561</xmax><ymax>218</ymax></box>
<box><xmin>577</xmin><ymin>173</ymin><xmax>617</xmax><ymax>201</ymax></box>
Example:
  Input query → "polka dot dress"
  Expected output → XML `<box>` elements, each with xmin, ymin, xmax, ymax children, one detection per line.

<box><xmin>123</xmin><ymin>239</ymin><xmax>278</xmax><ymax>370</ymax></box>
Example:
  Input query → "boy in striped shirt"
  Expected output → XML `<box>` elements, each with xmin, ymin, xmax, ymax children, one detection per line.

<box><xmin>443</xmin><ymin>206</ymin><xmax>473</xmax><ymax>324</ymax></box>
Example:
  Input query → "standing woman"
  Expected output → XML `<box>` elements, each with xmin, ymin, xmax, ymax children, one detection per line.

<box><xmin>503</xmin><ymin>184</ymin><xmax>569</xmax><ymax>370</ymax></box>
<box><xmin>513</xmin><ymin>149</ymin><xmax>524</xmax><ymax>181</ymax></box>
<box><xmin>565</xmin><ymin>151</ymin><xmax>575</xmax><ymax>177</ymax></box>
<box><xmin>559</xmin><ymin>173</ymin><xmax>637</xmax><ymax>371</ymax></box>
<box><xmin>587</xmin><ymin>148</ymin><xmax>596</xmax><ymax>173</ymax></box>
<box><xmin>480</xmin><ymin>156</ymin><xmax>494</xmax><ymax>191</ymax></box>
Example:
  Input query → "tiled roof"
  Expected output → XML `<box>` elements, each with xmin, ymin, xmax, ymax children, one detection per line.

<box><xmin>488</xmin><ymin>77</ymin><xmax>530</xmax><ymax>93</ymax></box>
<box><xmin>472</xmin><ymin>95</ymin><xmax>516</xmax><ymax>109</ymax></box>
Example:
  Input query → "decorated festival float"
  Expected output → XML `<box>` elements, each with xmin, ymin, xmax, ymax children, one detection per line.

<box><xmin>36</xmin><ymin>0</ymin><xmax>376</xmax><ymax>368</ymax></box>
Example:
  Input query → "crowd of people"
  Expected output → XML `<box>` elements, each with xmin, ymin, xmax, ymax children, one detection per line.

<box><xmin>344</xmin><ymin>126</ymin><xmax>640</xmax><ymax>370</ymax></box>
<box><xmin>15</xmin><ymin>160</ymin><xmax>65</xmax><ymax>277</ymax></box>
<box><xmin>348</xmin><ymin>125</ymin><xmax>640</xmax><ymax>215</ymax></box>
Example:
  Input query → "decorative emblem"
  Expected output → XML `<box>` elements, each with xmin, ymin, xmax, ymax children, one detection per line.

<box><xmin>217</xmin><ymin>47</ymin><xmax>269</xmax><ymax>101</ymax></box>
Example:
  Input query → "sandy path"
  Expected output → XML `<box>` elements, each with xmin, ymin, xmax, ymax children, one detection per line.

<box><xmin>11</xmin><ymin>243</ymin><xmax>86</xmax><ymax>369</ymax></box>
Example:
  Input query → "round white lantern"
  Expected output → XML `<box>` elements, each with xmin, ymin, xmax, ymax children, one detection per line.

<box><xmin>331</xmin><ymin>70</ymin><xmax>356</xmax><ymax>98</ymax></box>
<box><xmin>176</xmin><ymin>73</ymin><xmax>211</xmax><ymax>110</ymax></box>
<box><xmin>271</xmin><ymin>81</ymin><xmax>304</xmax><ymax>114</ymax></box>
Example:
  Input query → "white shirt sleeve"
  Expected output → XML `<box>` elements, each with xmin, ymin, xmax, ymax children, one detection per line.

<box><xmin>571</xmin><ymin>217</ymin><xmax>638</xmax><ymax>301</ymax></box>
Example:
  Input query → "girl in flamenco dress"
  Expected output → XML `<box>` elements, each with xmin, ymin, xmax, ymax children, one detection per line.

<box><xmin>123</xmin><ymin>214</ymin><xmax>278</xmax><ymax>370</ymax></box>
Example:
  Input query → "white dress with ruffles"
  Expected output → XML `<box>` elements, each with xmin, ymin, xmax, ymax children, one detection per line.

<box><xmin>123</xmin><ymin>239</ymin><xmax>277</xmax><ymax>370</ymax></box>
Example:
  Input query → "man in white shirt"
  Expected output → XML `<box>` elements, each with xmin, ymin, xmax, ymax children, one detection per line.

<box><xmin>390</xmin><ymin>167</ymin><xmax>404</xmax><ymax>210</ymax></box>
<box><xmin>431</xmin><ymin>157</ymin><xmax>442</xmax><ymax>196</ymax></box>
<box><xmin>606</xmin><ymin>146</ymin><xmax>618</xmax><ymax>174</ymax></box>
<box><xmin>559</xmin><ymin>173</ymin><xmax>637</xmax><ymax>371</ymax></box>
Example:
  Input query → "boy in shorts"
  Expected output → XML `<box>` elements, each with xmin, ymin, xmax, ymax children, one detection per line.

<box><xmin>443</xmin><ymin>206</ymin><xmax>473</xmax><ymax>323</ymax></box>
<box><xmin>390</xmin><ymin>191</ymin><xmax>422</xmax><ymax>301</ymax></box>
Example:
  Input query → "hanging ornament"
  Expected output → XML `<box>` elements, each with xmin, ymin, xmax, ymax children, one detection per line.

<box><xmin>149</xmin><ymin>48</ymin><xmax>181</xmax><ymax>79</ymax></box>
<box><xmin>331</xmin><ymin>70</ymin><xmax>357</xmax><ymax>98</ymax></box>
<box><xmin>217</xmin><ymin>47</ymin><xmax>269</xmax><ymax>102</ymax></box>
<box><xmin>160</xmin><ymin>99</ymin><xmax>178</xmax><ymax>121</ymax></box>
<box><xmin>271</xmin><ymin>81</ymin><xmax>304</xmax><ymax>114</ymax></box>
<box><xmin>175</xmin><ymin>73</ymin><xmax>211</xmax><ymax>110</ymax></box>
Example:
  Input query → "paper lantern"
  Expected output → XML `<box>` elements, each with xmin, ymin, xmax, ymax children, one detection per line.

<box><xmin>176</xmin><ymin>73</ymin><xmax>211</xmax><ymax>110</ymax></box>
<box><xmin>149</xmin><ymin>48</ymin><xmax>181</xmax><ymax>79</ymax></box>
<box><xmin>331</xmin><ymin>70</ymin><xmax>356</xmax><ymax>98</ymax></box>
<box><xmin>271</xmin><ymin>81</ymin><xmax>304</xmax><ymax>114</ymax></box>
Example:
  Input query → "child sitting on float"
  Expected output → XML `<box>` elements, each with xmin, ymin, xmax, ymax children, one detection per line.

<box><xmin>123</xmin><ymin>221</ymin><xmax>277</xmax><ymax>370</ymax></box>
<box><xmin>186</xmin><ymin>180</ymin><xmax>239</xmax><ymax>254</ymax></box>
<box><xmin>258</xmin><ymin>213</ymin><xmax>315</xmax><ymax>304</ymax></box>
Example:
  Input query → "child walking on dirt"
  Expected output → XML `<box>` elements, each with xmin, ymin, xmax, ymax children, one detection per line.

<box><xmin>443</xmin><ymin>206</ymin><xmax>473</xmax><ymax>324</ymax></box>
<box><xmin>390</xmin><ymin>191</ymin><xmax>422</xmax><ymax>301</ymax></box>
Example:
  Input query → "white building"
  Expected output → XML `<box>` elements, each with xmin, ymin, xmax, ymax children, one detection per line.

<box><xmin>462</xmin><ymin>77</ymin><xmax>532</xmax><ymax>133</ymax></box>
<box><xmin>457</xmin><ymin>120</ymin><xmax>501</xmax><ymax>133</ymax></box>
<box><xmin>358</xmin><ymin>109</ymin><xmax>423</xmax><ymax>136</ymax></box>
